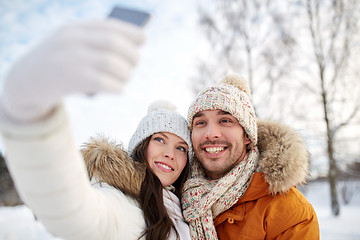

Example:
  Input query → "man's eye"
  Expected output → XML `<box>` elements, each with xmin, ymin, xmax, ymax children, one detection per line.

<box><xmin>221</xmin><ymin>119</ymin><xmax>231</xmax><ymax>123</ymax></box>
<box><xmin>194</xmin><ymin>120</ymin><xmax>206</xmax><ymax>126</ymax></box>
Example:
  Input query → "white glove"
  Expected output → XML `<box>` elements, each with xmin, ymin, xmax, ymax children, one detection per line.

<box><xmin>0</xmin><ymin>19</ymin><xmax>145</xmax><ymax>123</ymax></box>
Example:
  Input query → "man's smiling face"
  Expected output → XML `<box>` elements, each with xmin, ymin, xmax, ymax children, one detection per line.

<box><xmin>191</xmin><ymin>109</ymin><xmax>250</xmax><ymax>179</ymax></box>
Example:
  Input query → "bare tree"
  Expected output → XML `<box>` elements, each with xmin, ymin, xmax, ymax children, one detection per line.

<box><xmin>301</xmin><ymin>0</ymin><xmax>360</xmax><ymax>216</ymax></box>
<box><xmin>195</xmin><ymin>0</ymin><xmax>360</xmax><ymax>217</ymax></box>
<box><xmin>194</xmin><ymin>0</ymin><xmax>297</xmax><ymax>119</ymax></box>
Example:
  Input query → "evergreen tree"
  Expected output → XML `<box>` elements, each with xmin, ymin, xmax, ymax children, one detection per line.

<box><xmin>0</xmin><ymin>152</ymin><xmax>22</xmax><ymax>206</ymax></box>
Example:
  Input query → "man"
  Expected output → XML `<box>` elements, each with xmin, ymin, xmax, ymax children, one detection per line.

<box><xmin>182</xmin><ymin>74</ymin><xmax>319</xmax><ymax>239</ymax></box>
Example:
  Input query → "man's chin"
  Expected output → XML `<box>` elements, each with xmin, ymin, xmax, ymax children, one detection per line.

<box><xmin>201</xmin><ymin>160</ymin><xmax>226</xmax><ymax>172</ymax></box>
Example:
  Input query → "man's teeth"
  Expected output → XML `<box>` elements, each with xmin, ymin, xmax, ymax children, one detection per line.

<box><xmin>205</xmin><ymin>147</ymin><xmax>225</xmax><ymax>153</ymax></box>
<box><xmin>157</xmin><ymin>163</ymin><xmax>172</xmax><ymax>170</ymax></box>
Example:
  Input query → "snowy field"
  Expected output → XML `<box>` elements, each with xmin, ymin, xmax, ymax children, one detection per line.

<box><xmin>301</xmin><ymin>180</ymin><xmax>360</xmax><ymax>240</ymax></box>
<box><xmin>0</xmin><ymin>180</ymin><xmax>359</xmax><ymax>240</ymax></box>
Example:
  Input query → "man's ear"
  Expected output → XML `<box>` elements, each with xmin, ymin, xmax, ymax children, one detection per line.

<box><xmin>245</xmin><ymin>135</ymin><xmax>251</xmax><ymax>145</ymax></box>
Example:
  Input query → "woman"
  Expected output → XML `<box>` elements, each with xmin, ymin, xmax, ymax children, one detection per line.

<box><xmin>82</xmin><ymin>100</ymin><xmax>191</xmax><ymax>240</ymax></box>
<box><xmin>0</xmin><ymin>19</ymin><xmax>190</xmax><ymax>239</ymax></box>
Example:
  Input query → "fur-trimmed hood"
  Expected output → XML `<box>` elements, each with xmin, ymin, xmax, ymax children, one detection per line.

<box><xmin>257</xmin><ymin>120</ymin><xmax>309</xmax><ymax>194</ymax></box>
<box><xmin>81</xmin><ymin>120</ymin><xmax>309</xmax><ymax>197</ymax></box>
<box><xmin>81</xmin><ymin>137</ymin><xmax>146</xmax><ymax>199</ymax></box>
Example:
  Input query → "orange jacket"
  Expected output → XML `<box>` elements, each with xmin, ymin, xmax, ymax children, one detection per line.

<box><xmin>214</xmin><ymin>173</ymin><xmax>319</xmax><ymax>240</ymax></box>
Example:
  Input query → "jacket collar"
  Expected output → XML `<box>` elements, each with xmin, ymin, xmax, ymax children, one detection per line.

<box><xmin>257</xmin><ymin>120</ymin><xmax>309</xmax><ymax>194</ymax></box>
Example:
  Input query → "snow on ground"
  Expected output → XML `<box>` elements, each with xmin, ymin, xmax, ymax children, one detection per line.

<box><xmin>301</xmin><ymin>180</ymin><xmax>360</xmax><ymax>240</ymax></box>
<box><xmin>0</xmin><ymin>205</ymin><xmax>60</xmax><ymax>240</ymax></box>
<box><xmin>0</xmin><ymin>180</ymin><xmax>359</xmax><ymax>240</ymax></box>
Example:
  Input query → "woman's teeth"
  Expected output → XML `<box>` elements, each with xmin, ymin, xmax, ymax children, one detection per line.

<box><xmin>157</xmin><ymin>163</ymin><xmax>172</xmax><ymax>170</ymax></box>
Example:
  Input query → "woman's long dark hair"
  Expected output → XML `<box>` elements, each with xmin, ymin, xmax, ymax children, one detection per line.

<box><xmin>131</xmin><ymin>136</ymin><xmax>190</xmax><ymax>240</ymax></box>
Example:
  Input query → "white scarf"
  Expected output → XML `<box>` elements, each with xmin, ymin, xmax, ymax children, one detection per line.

<box><xmin>163</xmin><ymin>189</ymin><xmax>191</xmax><ymax>240</ymax></box>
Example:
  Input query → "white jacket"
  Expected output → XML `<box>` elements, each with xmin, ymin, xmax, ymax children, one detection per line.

<box><xmin>0</xmin><ymin>106</ymin><xmax>190</xmax><ymax>240</ymax></box>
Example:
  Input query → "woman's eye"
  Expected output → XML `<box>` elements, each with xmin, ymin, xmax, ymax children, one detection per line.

<box><xmin>154</xmin><ymin>137</ymin><xmax>164</xmax><ymax>143</ymax></box>
<box><xmin>177</xmin><ymin>146</ymin><xmax>187</xmax><ymax>153</ymax></box>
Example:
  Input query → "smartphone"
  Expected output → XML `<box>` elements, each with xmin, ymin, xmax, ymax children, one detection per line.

<box><xmin>108</xmin><ymin>6</ymin><xmax>150</xmax><ymax>27</ymax></box>
<box><xmin>85</xmin><ymin>7</ymin><xmax>150</xmax><ymax>97</ymax></box>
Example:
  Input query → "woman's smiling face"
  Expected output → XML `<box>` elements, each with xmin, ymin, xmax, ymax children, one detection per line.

<box><xmin>146</xmin><ymin>132</ymin><xmax>188</xmax><ymax>187</ymax></box>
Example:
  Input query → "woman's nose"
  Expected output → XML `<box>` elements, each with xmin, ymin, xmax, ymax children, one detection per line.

<box><xmin>164</xmin><ymin>147</ymin><xmax>175</xmax><ymax>160</ymax></box>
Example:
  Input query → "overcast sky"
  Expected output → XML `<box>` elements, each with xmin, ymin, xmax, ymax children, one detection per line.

<box><xmin>0</xmin><ymin>0</ymin><xmax>209</xmax><ymax>151</ymax></box>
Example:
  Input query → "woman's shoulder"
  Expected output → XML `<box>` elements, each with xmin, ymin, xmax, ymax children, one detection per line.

<box><xmin>91</xmin><ymin>180</ymin><xmax>141</xmax><ymax>207</ymax></box>
<box><xmin>87</xmin><ymin>181</ymin><xmax>147</xmax><ymax>239</ymax></box>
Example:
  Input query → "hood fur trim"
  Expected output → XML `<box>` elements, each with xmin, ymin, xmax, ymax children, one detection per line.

<box><xmin>257</xmin><ymin>120</ymin><xmax>309</xmax><ymax>194</ymax></box>
<box><xmin>81</xmin><ymin>136</ymin><xmax>145</xmax><ymax>199</ymax></box>
<box><xmin>81</xmin><ymin>121</ymin><xmax>309</xmax><ymax>198</ymax></box>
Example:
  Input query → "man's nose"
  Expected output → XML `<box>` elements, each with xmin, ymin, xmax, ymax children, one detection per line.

<box><xmin>205</xmin><ymin>122</ymin><xmax>221</xmax><ymax>140</ymax></box>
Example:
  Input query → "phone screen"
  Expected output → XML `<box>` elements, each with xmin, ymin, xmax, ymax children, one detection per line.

<box><xmin>108</xmin><ymin>7</ymin><xmax>150</xmax><ymax>27</ymax></box>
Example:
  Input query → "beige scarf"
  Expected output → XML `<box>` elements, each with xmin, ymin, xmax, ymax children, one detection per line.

<box><xmin>182</xmin><ymin>146</ymin><xmax>259</xmax><ymax>240</ymax></box>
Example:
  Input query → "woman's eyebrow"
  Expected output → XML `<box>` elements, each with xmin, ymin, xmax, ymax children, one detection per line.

<box><xmin>155</xmin><ymin>132</ymin><xmax>168</xmax><ymax>139</ymax></box>
<box><xmin>178</xmin><ymin>141</ymin><xmax>187</xmax><ymax>146</ymax></box>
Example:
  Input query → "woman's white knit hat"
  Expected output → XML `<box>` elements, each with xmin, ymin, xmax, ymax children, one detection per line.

<box><xmin>128</xmin><ymin>100</ymin><xmax>192</xmax><ymax>156</ymax></box>
<box><xmin>187</xmin><ymin>74</ymin><xmax>258</xmax><ymax>146</ymax></box>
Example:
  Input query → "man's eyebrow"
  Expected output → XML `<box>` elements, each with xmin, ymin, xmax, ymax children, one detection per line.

<box><xmin>193</xmin><ymin>112</ymin><xmax>204</xmax><ymax>119</ymax></box>
<box><xmin>193</xmin><ymin>111</ymin><xmax>231</xmax><ymax>119</ymax></box>
<box><xmin>218</xmin><ymin>110</ymin><xmax>231</xmax><ymax>115</ymax></box>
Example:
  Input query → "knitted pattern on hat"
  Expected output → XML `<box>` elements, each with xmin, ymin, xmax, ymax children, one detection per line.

<box><xmin>128</xmin><ymin>100</ymin><xmax>192</xmax><ymax>157</ymax></box>
<box><xmin>187</xmin><ymin>74</ymin><xmax>257</xmax><ymax>146</ymax></box>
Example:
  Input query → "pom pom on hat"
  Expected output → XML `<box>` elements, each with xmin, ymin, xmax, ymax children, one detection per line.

<box><xmin>148</xmin><ymin>99</ymin><xmax>177</xmax><ymax>113</ymax></box>
<box><xmin>128</xmin><ymin>100</ymin><xmax>192</xmax><ymax>157</ymax></box>
<box><xmin>221</xmin><ymin>74</ymin><xmax>252</xmax><ymax>97</ymax></box>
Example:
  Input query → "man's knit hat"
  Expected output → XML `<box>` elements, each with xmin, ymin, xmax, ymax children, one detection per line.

<box><xmin>128</xmin><ymin>100</ymin><xmax>192</xmax><ymax>156</ymax></box>
<box><xmin>188</xmin><ymin>74</ymin><xmax>257</xmax><ymax>146</ymax></box>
